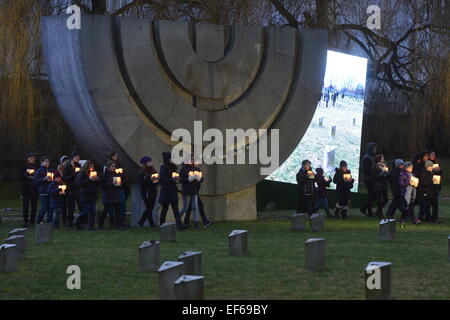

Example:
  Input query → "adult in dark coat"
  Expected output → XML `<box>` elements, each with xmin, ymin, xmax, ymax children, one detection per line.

<box><xmin>412</xmin><ymin>149</ymin><xmax>429</xmax><ymax>177</ymax></box>
<box><xmin>21</xmin><ymin>152</ymin><xmax>39</xmax><ymax>226</ymax></box>
<box><xmin>360</xmin><ymin>142</ymin><xmax>378</xmax><ymax>217</ymax></box>
<box><xmin>314</xmin><ymin>167</ymin><xmax>332</xmax><ymax>217</ymax></box>
<box><xmin>105</xmin><ymin>151</ymin><xmax>128</xmax><ymax>227</ymax></box>
<box><xmin>99</xmin><ymin>161</ymin><xmax>124</xmax><ymax>229</ymax></box>
<box><xmin>429</xmin><ymin>151</ymin><xmax>442</xmax><ymax>222</ymax></box>
<box><xmin>296</xmin><ymin>159</ymin><xmax>316</xmax><ymax>217</ymax></box>
<box><xmin>372</xmin><ymin>154</ymin><xmax>390</xmax><ymax>219</ymax></box>
<box><xmin>62</xmin><ymin>151</ymin><xmax>81</xmax><ymax>228</ymax></box>
<box><xmin>385</xmin><ymin>159</ymin><xmax>405</xmax><ymax>218</ymax></box>
<box><xmin>33</xmin><ymin>156</ymin><xmax>52</xmax><ymax>224</ymax></box>
<box><xmin>138</xmin><ymin>156</ymin><xmax>158</xmax><ymax>227</ymax></box>
<box><xmin>417</xmin><ymin>161</ymin><xmax>436</xmax><ymax>222</ymax></box>
<box><xmin>47</xmin><ymin>171</ymin><xmax>67</xmax><ymax>228</ymax></box>
<box><xmin>183</xmin><ymin>163</ymin><xmax>213</xmax><ymax>228</ymax></box>
<box><xmin>158</xmin><ymin>152</ymin><xmax>184</xmax><ymax>230</ymax></box>
<box><xmin>75</xmin><ymin>160</ymin><xmax>100</xmax><ymax>230</ymax></box>
<box><xmin>178</xmin><ymin>159</ymin><xmax>201</xmax><ymax>228</ymax></box>
<box><xmin>333</xmin><ymin>161</ymin><xmax>354</xmax><ymax>219</ymax></box>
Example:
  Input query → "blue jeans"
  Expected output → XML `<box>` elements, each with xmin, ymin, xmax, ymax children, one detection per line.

<box><xmin>179</xmin><ymin>195</ymin><xmax>199</xmax><ymax>222</ymax></box>
<box><xmin>37</xmin><ymin>195</ymin><xmax>51</xmax><ymax>223</ymax></box>
<box><xmin>315</xmin><ymin>196</ymin><xmax>329</xmax><ymax>210</ymax></box>
<box><xmin>106</xmin><ymin>190</ymin><xmax>126</xmax><ymax>218</ymax></box>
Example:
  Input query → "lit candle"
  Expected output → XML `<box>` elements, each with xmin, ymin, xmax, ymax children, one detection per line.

<box><xmin>115</xmin><ymin>168</ymin><xmax>123</xmax><ymax>174</ymax></box>
<box><xmin>410</xmin><ymin>177</ymin><xmax>419</xmax><ymax>188</ymax></box>
<box><xmin>188</xmin><ymin>171</ymin><xmax>195</xmax><ymax>177</ymax></box>
<box><xmin>383</xmin><ymin>166</ymin><xmax>388</xmax><ymax>172</ymax></box>
<box><xmin>47</xmin><ymin>172</ymin><xmax>54</xmax><ymax>181</ymax></box>
<box><xmin>343</xmin><ymin>174</ymin><xmax>352</xmax><ymax>182</ymax></box>
<box><xmin>113</xmin><ymin>176</ymin><xmax>122</xmax><ymax>186</ymax></box>
<box><xmin>432</xmin><ymin>175</ymin><xmax>441</xmax><ymax>185</ymax></box>
<box><xmin>433</xmin><ymin>164</ymin><xmax>439</xmax><ymax>169</ymax></box>
<box><xmin>172</xmin><ymin>172</ymin><xmax>179</xmax><ymax>179</ymax></box>
<box><xmin>27</xmin><ymin>169</ymin><xmax>35</xmax><ymax>175</ymax></box>
<box><xmin>59</xmin><ymin>184</ymin><xmax>67</xmax><ymax>194</ymax></box>
<box><xmin>307</xmin><ymin>170</ymin><xmax>315</xmax><ymax>179</ymax></box>
<box><xmin>75</xmin><ymin>167</ymin><xmax>80</xmax><ymax>172</ymax></box>
<box><xmin>151</xmin><ymin>173</ymin><xmax>159</xmax><ymax>179</ymax></box>
<box><xmin>89</xmin><ymin>171</ymin><xmax>97</xmax><ymax>178</ymax></box>
<box><xmin>196</xmin><ymin>171</ymin><xmax>202</xmax><ymax>178</ymax></box>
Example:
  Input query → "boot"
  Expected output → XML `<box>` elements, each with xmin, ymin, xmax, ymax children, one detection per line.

<box><xmin>109</xmin><ymin>215</ymin><xmax>114</xmax><ymax>228</ymax></box>
<box><xmin>375</xmin><ymin>209</ymin><xmax>385</xmax><ymax>219</ymax></box>
<box><xmin>341</xmin><ymin>210</ymin><xmax>347</xmax><ymax>220</ymax></box>
<box><xmin>325</xmin><ymin>208</ymin><xmax>333</xmax><ymax>218</ymax></box>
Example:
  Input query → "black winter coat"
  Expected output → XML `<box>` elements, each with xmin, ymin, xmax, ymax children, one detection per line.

<box><xmin>417</xmin><ymin>170</ymin><xmax>436</xmax><ymax>199</ymax></box>
<box><xmin>389</xmin><ymin>167</ymin><xmax>402</xmax><ymax>198</ymax></box>
<box><xmin>333</xmin><ymin>169</ymin><xmax>354</xmax><ymax>201</ymax></box>
<box><xmin>296</xmin><ymin>168</ymin><xmax>315</xmax><ymax>195</ymax></box>
<box><xmin>21</xmin><ymin>163</ymin><xmax>38</xmax><ymax>196</ymax></box>
<box><xmin>101</xmin><ymin>171</ymin><xmax>122</xmax><ymax>204</ymax></box>
<box><xmin>62</xmin><ymin>162</ymin><xmax>81</xmax><ymax>197</ymax></box>
<box><xmin>76</xmin><ymin>171</ymin><xmax>100</xmax><ymax>202</ymax></box>
<box><xmin>179</xmin><ymin>164</ymin><xmax>198</xmax><ymax>196</ymax></box>
<box><xmin>139</xmin><ymin>167</ymin><xmax>158</xmax><ymax>200</ymax></box>
<box><xmin>362</xmin><ymin>142</ymin><xmax>377</xmax><ymax>184</ymax></box>
<box><xmin>158</xmin><ymin>164</ymin><xmax>179</xmax><ymax>203</ymax></box>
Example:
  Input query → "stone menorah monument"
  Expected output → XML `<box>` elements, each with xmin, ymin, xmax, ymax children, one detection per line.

<box><xmin>41</xmin><ymin>15</ymin><xmax>327</xmax><ymax>221</ymax></box>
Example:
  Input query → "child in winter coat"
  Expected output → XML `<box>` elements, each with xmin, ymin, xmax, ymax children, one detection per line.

<box><xmin>47</xmin><ymin>171</ymin><xmax>67</xmax><ymax>228</ymax></box>
<box><xmin>314</xmin><ymin>167</ymin><xmax>332</xmax><ymax>217</ymax></box>
<box><xmin>333</xmin><ymin>160</ymin><xmax>354</xmax><ymax>219</ymax></box>
<box><xmin>179</xmin><ymin>156</ymin><xmax>201</xmax><ymax>229</ymax></box>
<box><xmin>399</xmin><ymin>162</ymin><xmax>418</xmax><ymax>224</ymax></box>
<box><xmin>296</xmin><ymin>160</ymin><xmax>316</xmax><ymax>217</ymax></box>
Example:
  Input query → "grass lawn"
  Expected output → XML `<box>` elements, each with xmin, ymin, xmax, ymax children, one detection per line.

<box><xmin>1</xmin><ymin>202</ymin><xmax>449</xmax><ymax>299</ymax></box>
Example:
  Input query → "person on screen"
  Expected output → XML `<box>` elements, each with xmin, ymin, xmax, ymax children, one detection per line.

<box><xmin>296</xmin><ymin>160</ymin><xmax>316</xmax><ymax>217</ymax></box>
<box><xmin>314</xmin><ymin>167</ymin><xmax>332</xmax><ymax>217</ymax></box>
<box><xmin>333</xmin><ymin>161</ymin><xmax>354</xmax><ymax>219</ymax></box>
<box><xmin>360</xmin><ymin>142</ymin><xmax>378</xmax><ymax>217</ymax></box>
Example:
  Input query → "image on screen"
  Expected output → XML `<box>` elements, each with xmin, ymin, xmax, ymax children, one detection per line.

<box><xmin>266</xmin><ymin>50</ymin><xmax>368</xmax><ymax>192</ymax></box>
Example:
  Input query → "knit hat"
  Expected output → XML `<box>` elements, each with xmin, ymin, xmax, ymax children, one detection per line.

<box><xmin>316</xmin><ymin>167</ymin><xmax>324</xmax><ymax>175</ymax></box>
<box><xmin>424</xmin><ymin>160</ymin><xmax>433</xmax><ymax>168</ymax></box>
<box><xmin>71</xmin><ymin>150</ymin><xmax>80</xmax><ymax>158</ymax></box>
<box><xmin>53</xmin><ymin>170</ymin><xmax>61</xmax><ymax>179</ymax></box>
<box><xmin>339</xmin><ymin>160</ymin><xmax>348</xmax><ymax>168</ymax></box>
<box><xmin>25</xmin><ymin>152</ymin><xmax>37</xmax><ymax>159</ymax></box>
<box><xmin>394</xmin><ymin>159</ymin><xmax>404</xmax><ymax>168</ymax></box>
<box><xmin>301</xmin><ymin>159</ymin><xmax>311</xmax><ymax>166</ymax></box>
<box><xmin>140</xmin><ymin>156</ymin><xmax>152</xmax><ymax>164</ymax></box>
<box><xmin>162</xmin><ymin>152</ymin><xmax>171</xmax><ymax>161</ymax></box>
<box><xmin>404</xmin><ymin>161</ymin><xmax>413</xmax><ymax>169</ymax></box>
<box><xmin>60</xmin><ymin>155</ymin><xmax>69</xmax><ymax>164</ymax></box>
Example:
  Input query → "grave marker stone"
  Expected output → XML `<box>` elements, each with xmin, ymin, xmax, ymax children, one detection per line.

<box><xmin>177</xmin><ymin>251</ymin><xmax>202</xmax><ymax>275</ymax></box>
<box><xmin>158</xmin><ymin>261</ymin><xmax>184</xmax><ymax>300</ymax></box>
<box><xmin>310</xmin><ymin>213</ymin><xmax>325</xmax><ymax>232</ymax></box>
<box><xmin>174</xmin><ymin>275</ymin><xmax>204</xmax><ymax>300</ymax></box>
<box><xmin>139</xmin><ymin>240</ymin><xmax>160</xmax><ymax>272</ymax></box>
<box><xmin>36</xmin><ymin>223</ymin><xmax>53</xmax><ymax>244</ymax></box>
<box><xmin>0</xmin><ymin>244</ymin><xmax>18</xmax><ymax>273</ymax></box>
<box><xmin>228</xmin><ymin>230</ymin><xmax>248</xmax><ymax>256</ymax></box>
<box><xmin>329</xmin><ymin>125</ymin><xmax>336</xmax><ymax>138</ymax></box>
<box><xmin>160</xmin><ymin>222</ymin><xmax>176</xmax><ymax>242</ymax></box>
<box><xmin>8</xmin><ymin>228</ymin><xmax>27</xmax><ymax>237</ymax></box>
<box><xmin>305</xmin><ymin>238</ymin><xmax>326</xmax><ymax>271</ymax></box>
<box><xmin>379</xmin><ymin>219</ymin><xmax>396</xmax><ymax>241</ymax></box>
<box><xmin>5</xmin><ymin>235</ymin><xmax>26</xmax><ymax>259</ymax></box>
<box><xmin>292</xmin><ymin>213</ymin><xmax>307</xmax><ymax>231</ymax></box>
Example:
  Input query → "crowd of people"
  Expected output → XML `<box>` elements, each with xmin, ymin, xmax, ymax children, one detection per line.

<box><xmin>296</xmin><ymin>143</ymin><xmax>443</xmax><ymax>225</ymax></box>
<box><xmin>20</xmin><ymin>150</ymin><xmax>214</xmax><ymax>231</ymax></box>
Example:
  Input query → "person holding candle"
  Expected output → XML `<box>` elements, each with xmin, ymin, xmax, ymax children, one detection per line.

<box><xmin>138</xmin><ymin>156</ymin><xmax>158</xmax><ymax>227</ymax></box>
<box><xmin>184</xmin><ymin>161</ymin><xmax>214</xmax><ymax>228</ymax></box>
<box><xmin>105</xmin><ymin>151</ymin><xmax>129</xmax><ymax>228</ymax></box>
<box><xmin>296</xmin><ymin>160</ymin><xmax>316</xmax><ymax>217</ymax></box>
<box><xmin>47</xmin><ymin>171</ymin><xmax>67</xmax><ymax>228</ymax></box>
<box><xmin>21</xmin><ymin>152</ymin><xmax>39</xmax><ymax>227</ymax></box>
<box><xmin>371</xmin><ymin>154</ymin><xmax>390</xmax><ymax>219</ymax></box>
<box><xmin>62</xmin><ymin>151</ymin><xmax>82</xmax><ymax>228</ymax></box>
<box><xmin>429</xmin><ymin>151</ymin><xmax>442</xmax><ymax>223</ymax></box>
<box><xmin>158</xmin><ymin>152</ymin><xmax>184</xmax><ymax>230</ymax></box>
<box><xmin>179</xmin><ymin>155</ymin><xmax>201</xmax><ymax>229</ymax></box>
<box><xmin>412</xmin><ymin>150</ymin><xmax>430</xmax><ymax>177</ymax></box>
<box><xmin>33</xmin><ymin>156</ymin><xmax>52</xmax><ymax>224</ymax></box>
<box><xmin>75</xmin><ymin>160</ymin><xmax>100</xmax><ymax>231</ymax></box>
<box><xmin>385</xmin><ymin>159</ymin><xmax>405</xmax><ymax>219</ymax></box>
<box><xmin>98</xmin><ymin>161</ymin><xmax>125</xmax><ymax>230</ymax></box>
<box><xmin>417</xmin><ymin>161</ymin><xmax>436</xmax><ymax>223</ymax></box>
<box><xmin>360</xmin><ymin>142</ymin><xmax>378</xmax><ymax>218</ymax></box>
<box><xmin>314</xmin><ymin>167</ymin><xmax>332</xmax><ymax>217</ymax></box>
<box><xmin>399</xmin><ymin>162</ymin><xmax>419</xmax><ymax>224</ymax></box>
<box><xmin>332</xmin><ymin>161</ymin><xmax>354</xmax><ymax>219</ymax></box>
